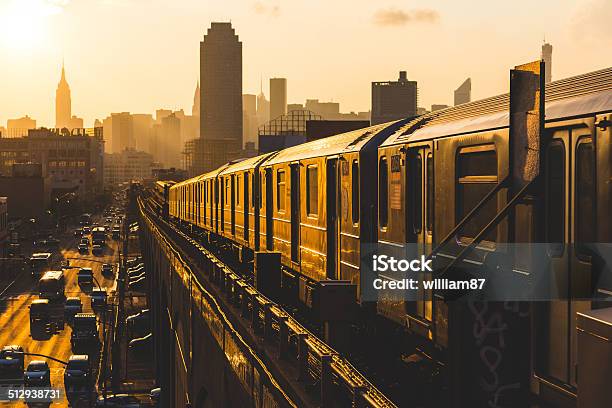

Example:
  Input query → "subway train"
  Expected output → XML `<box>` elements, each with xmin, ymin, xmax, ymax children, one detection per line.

<box><xmin>163</xmin><ymin>65</ymin><xmax>612</xmax><ymax>405</ymax></box>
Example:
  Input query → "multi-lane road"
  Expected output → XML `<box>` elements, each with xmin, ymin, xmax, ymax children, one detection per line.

<box><xmin>0</xmin><ymin>222</ymin><xmax>121</xmax><ymax>407</ymax></box>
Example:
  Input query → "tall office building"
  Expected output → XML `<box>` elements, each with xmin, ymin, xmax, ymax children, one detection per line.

<box><xmin>55</xmin><ymin>63</ymin><xmax>72</xmax><ymax>129</ymax></box>
<box><xmin>199</xmin><ymin>22</ymin><xmax>243</xmax><ymax>171</ymax></box>
<box><xmin>110</xmin><ymin>112</ymin><xmax>134</xmax><ymax>153</ymax></box>
<box><xmin>243</xmin><ymin>94</ymin><xmax>258</xmax><ymax>147</ymax></box>
<box><xmin>270</xmin><ymin>78</ymin><xmax>287</xmax><ymax>120</ymax></box>
<box><xmin>454</xmin><ymin>78</ymin><xmax>471</xmax><ymax>106</ymax></box>
<box><xmin>371</xmin><ymin>71</ymin><xmax>418</xmax><ymax>125</ymax></box>
<box><xmin>541</xmin><ymin>42</ymin><xmax>553</xmax><ymax>83</ymax></box>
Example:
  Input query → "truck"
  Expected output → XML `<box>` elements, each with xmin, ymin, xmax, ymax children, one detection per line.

<box><xmin>70</xmin><ymin>313</ymin><xmax>100</xmax><ymax>350</ymax></box>
<box><xmin>29</xmin><ymin>253</ymin><xmax>52</xmax><ymax>279</ymax></box>
<box><xmin>38</xmin><ymin>270</ymin><xmax>65</xmax><ymax>300</ymax></box>
<box><xmin>91</xmin><ymin>226</ymin><xmax>106</xmax><ymax>246</ymax></box>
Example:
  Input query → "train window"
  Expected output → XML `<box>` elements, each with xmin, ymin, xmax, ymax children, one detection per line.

<box><xmin>379</xmin><ymin>157</ymin><xmax>388</xmax><ymax>229</ymax></box>
<box><xmin>456</xmin><ymin>145</ymin><xmax>497</xmax><ymax>243</ymax></box>
<box><xmin>306</xmin><ymin>165</ymin><xmax>318</xmax><ymax>216</ymax></box>
<box><xmin>225</xmin><ymin>178</ymin><xmax>230</xmax><ymax>206</ymax></box>
<box><xmin>426</xmin><ymin>153</ymin><xmax>434</xmax><ymax>233</ymax></box>
<box><xmin>576</xmin><ymin>139</ymin><xmax>594</xmax><ymax>256</ymax></box>
<box><xmin>252</xmin><ymin>174</ymin><xmax>256</xmax><ymax>208</ymax></box>
<box><xmin>259</xmin><ymin>173</ymin><xmax>264</xmax><ymax>209</ymax></box>
<box><xmin>352</xmin><ymin>160</ymin><xmax>359</xmax><ymax>224</ymax></box>
<box><xmin>277</xmin><ymin>170</ymin><xmax>286</xmax><ymax>212</ymax></box>
<box><xmin>411</xmin><ymin>153</ymin><xmax>423</xmax><ymax>234</ymax></box>
<box><xmin>236</xmin><ymin>176</ymin><xmax>240</xmax><ymax>206</ymax></box>
<box><xmin>546</xmin><ymin>143</ymin><xmax>565</xmax><ymax>252</ymax></box>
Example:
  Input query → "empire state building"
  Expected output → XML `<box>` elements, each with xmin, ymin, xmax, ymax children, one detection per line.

<box><xmin>55</xmin><ymin>63</ymin><xmax>71</xmax><ymax>129</ymax></box>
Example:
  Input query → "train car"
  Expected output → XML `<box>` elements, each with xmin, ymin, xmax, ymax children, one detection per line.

<box><xmin>217</xmin><ymin>153</ymin><xmax>277</xmax><ymax>252</ymax></box>
<box><xmin>377</xmin><ymin>67</ymin><xmax>612</xmax><ymax>402</ymax></box>
<box><xmin>259</xmin><ymin>121</ymin><xmax>409</xmax><ymax>305</ymax></box>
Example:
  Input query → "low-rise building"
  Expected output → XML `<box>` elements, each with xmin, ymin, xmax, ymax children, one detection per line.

<box><xmin>104</xmin><ymin>148</ymin><xmax>154</xmax><ymax>188</ymax></box>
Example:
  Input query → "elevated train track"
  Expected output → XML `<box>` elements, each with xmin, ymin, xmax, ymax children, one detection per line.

<box><xmin>138</xmin><ymin>193</ymin><xmax>398</xmax><ymax>407</ymax></box>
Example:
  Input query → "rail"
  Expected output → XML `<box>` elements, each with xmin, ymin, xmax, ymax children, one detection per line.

<box><xmin>138</xmin><ymin>194</ymin><xmax>397</xmax><ymax>408</ymax></box>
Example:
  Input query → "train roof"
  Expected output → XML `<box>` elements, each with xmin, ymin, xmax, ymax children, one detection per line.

<box><xmin>381</xmin><ymin>67</ymin><xmax>612</xmax><ymax>147</ymax></box>
<box><xmin>262</xmin><ymin>121</ymin><xmax>403</xmax><ymax>166</ymax></box>
<box><xmin>218</xmin><ymin>152</ymin><xmax>277</xmax><ymax>176</ymax></box>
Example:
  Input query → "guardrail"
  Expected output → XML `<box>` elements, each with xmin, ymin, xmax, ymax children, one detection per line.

<box><xmin>138</xmin><ymin>195</ymin><xmax>397</xmax><ymax>408</ymax></box>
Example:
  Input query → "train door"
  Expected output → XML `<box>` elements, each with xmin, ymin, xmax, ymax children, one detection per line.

<box><xmin>290</xmin><ymin>163</ymin><xmax>300</xmax><ymax>263</ymax></box>
<box><xmin>244</xmin><ymin>172</ymin><xmax>250</xmax><ymax>242</ymax></box>
<box><xmin>539</xmin><ymin>124</ymin><xmax>595</xmax><ymax>389</ymax></box>
<box><xmin>231</xmin><ymin>175</ymin><xmax>236</xmax><ymax>236</ymax></box>
<box><xmin>326</xmin><ymin>158</ymin><xmax>339</xmax><ymax>279</ymax></box>
<box><xmin>265</xmin><ymin>168</ymin><xmax>274</xmax><ymax>250</ymax></box>
<box><xmin>406</xmin><ymin>146</ymin><xmax>433</xmax><ymax>322</ymax></box>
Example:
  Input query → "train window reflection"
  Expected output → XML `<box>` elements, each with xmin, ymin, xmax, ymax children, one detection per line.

<box><xmin>352</xmin><ymin>161</ymin><xmax>359</xmax><ymax>224</ymax></box>
<box><xmin>412</xmin><ymin>153</ymin><xmax>423</xmax><ymax>234</ymax></box>
<box><xmin>277</xmin><ymin>170</ymin><xmax>286</xmax><ymax>212</ymax></box>
<box><xmin>546</xmin><ymin>142</ymin><xmax>565</xmax><ymax>254</ymax></box>
<box><xmin>576</xmin><ymin>139</ymin><xmax>594</xmax><ymax>257</ymax></box>
<box><xmin>306</xmin><ymin>165</ymin><xmax>318</xmax><ymax>216</ymax></box>
<box><xmin>456</xmin><ymin>145</ymin><xmax>497</xmax><ymax>243</ymax></box>
<box><xmin>379</xmin><ymin>157</ymin><xmax>388</xmax><ymax>229</ymax></box>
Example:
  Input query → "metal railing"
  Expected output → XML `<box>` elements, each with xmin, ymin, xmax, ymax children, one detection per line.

<box><xmin>138</xmin><ymin>195</ymin><xmax>397</xmax><ymax>408</ymax></box>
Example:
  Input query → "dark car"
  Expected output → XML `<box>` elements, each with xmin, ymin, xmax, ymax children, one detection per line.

<box><xmin>101</xmin><ymin>263</ymin><xmax>114</xmax><ymax>276</ymax></box>
<box><xmin>74</xmin><ymin>228</ymin><xmax>83</xmax><ymax>237</ymax></box>
<box><xmin>70</xmin><ymin>313</ymin><xmax>99</xmax><ymax>350</ymax></box>
<box><xmin>46</xmin><ymin>237</ymin><xmax>60</xmax><ymax>247</ymax></box>
<box><xmin>24</xmin><ymin>360</ymin><xmax>51</xmax><ymax>387</ymax></box>
<box><xmin>149</xmin><ymin>387</ymin><xmax>160</xmax><ymax>405</ymax></box>
<box><xmin>0</xmin><ymin>345</ymin><xmax>24</xmax><ymax>386</ymax></box>
<box><xmin>90</xmin><ymin>288</ymin><xmax>107</xmax><ymax>309</ymax></box>
<box><xmin>77</xmin><ymin>268</ymin><xmax>93</xmax><ymax>285</ymax></box>
<box><xmin>92</xmin><ymin>244</ymin><xmax>103</xmax><ymax>256</ymax></box>
<box><xmin>78</xmin><ymin>243</ymin><xmax>89</xmax><ymax>254</ymax></box>
<box><xmin>63</xmin><ymin>355</ymin><xmax>91</xmax><ymax>388</ymax></box>
<box><xmin>29</xmin><ymin>299</ymin><xmax>50</xmax><ymax>324</ymax></box>
<box><xmin>95</xmin><ymin>394</ymin><xmax>141</xmax><ymax>407</ymax></box>
<box><xmin>64</xmin><ymin>297</ymin><xmax>83</xmax><ymax>318</ymax></box>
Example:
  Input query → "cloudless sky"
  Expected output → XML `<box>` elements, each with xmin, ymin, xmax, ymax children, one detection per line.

<box><xmin>0</xmin><ymin>0</ymin><xmax>610</xmax><ymax>127</ymax></box>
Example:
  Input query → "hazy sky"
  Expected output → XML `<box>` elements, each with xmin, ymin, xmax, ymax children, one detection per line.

<box><xmin>0</xmin><ymin>0</ymin><xmax>610</xmax><ymax>127</ymax></box>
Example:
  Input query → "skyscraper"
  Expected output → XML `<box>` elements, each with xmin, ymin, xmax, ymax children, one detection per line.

<box><xmin>55</xmin><ymin>63</ymin><xmax>71</xmax><ymax>129</ymax></box>
<box><xmin>199</xmin><ymin>22</ymin><xmax>243</xmax><ymax>172</ymax></box>
<box><xmin>454</xmin><ymin>78</ymin><xmax>471</xmax><ymax>106</ymax></box>
<box><xmin>541</xmin><ymin>42</ymin><xmax>552</xmax><ymax>83</ymax></box>
<box><xmin>371</xmin><ymin>71</ymin><xmax>418</xmax><ymax>125</ymax></box>
<box><xmin>192</xmin><ymin>81</ymin><xmax>200</xmax><ymax>117</ymax></box>
<box><xmin>270</xmin><ymin>78</ymin><xmax>287</xmax><ymax>120</ymax></box>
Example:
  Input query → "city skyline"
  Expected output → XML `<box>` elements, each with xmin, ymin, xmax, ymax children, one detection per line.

<box><xmin>1</xmin><ymin>0</ymin><xmax>610</xmax><ymax>127</ymax></box>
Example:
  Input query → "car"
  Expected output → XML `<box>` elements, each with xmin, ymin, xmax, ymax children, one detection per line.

<box><xmin>64</xmin><ymin>297</ymin><xmax>83</xmax><ymax>317</ymax></box>
<box><xmin>95</xmin><ymin>394</ymin><xmax>141</xmax><ymax>407</ymax></box>
<box><xmin>80</xmin><ymin>237</ymin><xmax>89</xmax><ymax>245</ymax></box>
<box><xmin>82</xmin><ymin>226</ymin><xmax>91</xmax><ymax>235</ymax></box>
<box><xmin>29</xmin><ymin>299</ymin><xmax>50</xmax><ymax>324</ymax></box>
<box><xmin>73</xmin><ymin>228</ymin><xmax>83</xmax><ymax>237</ymax></box>
<box><xmin>77</xmin><ymin>268</ymin><xmax>93</xmax><ymax>286</ymax></box>
<box><xmin>63</xmin><ymin>355</ymin><xmax>91</xmax><ymax>387</ymax></box>
<box><xmin>24</xmin><ymin>360</ymin><xmax>51</xmax><ymax>386</ymax></box>
<box><xmin>78</xmin><ymin>243</ymin><xmax>89</xmax><ymax>254</ymax></box>
<box><xmin>90</xmin><ymin>288</ymin><xmax>107</xmax><ymax>309</ymax></box>
<box><xmin>102</xmin><ymin>263</ymin><xmax>114</xmax><ymax>276</ymax></box>
<box><xmin>105</xmin><ymin>217</ymin><xmax>113</xmax><ymax>225</ymax></box>
<box><xmin>92</xmin><ymin>244</ymin><xmax>103</xmax><ymax>256</ymax></box>
<box><xmin>128</xmin><ymin>333</ymin><xmax>153</xmax><ymax>356</ymax></box>
<box><xmin>112</xmin><ymin>226</ymin><xmax>121</xmax><ymax>239</ymax></box>
<box><xmin>0</xmin><ymin>345</ymin><xmax>24</xmax><ymax>385</ymax></box>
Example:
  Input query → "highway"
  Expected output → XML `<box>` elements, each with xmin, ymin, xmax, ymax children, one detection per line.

<box><xmin>0</xmin><ymin>222</ymin><xmax>120</xmax><ymax>407</ymax></box>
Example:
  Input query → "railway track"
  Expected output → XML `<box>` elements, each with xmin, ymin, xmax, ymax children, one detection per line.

<box><xmin>139</xmin><ymin>193</ymin><xmax>400</xmax><ymax>407</ymax></box>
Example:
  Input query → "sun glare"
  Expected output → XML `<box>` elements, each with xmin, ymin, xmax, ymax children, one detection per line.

<box><xmin>0</xmin><ymin>0</ymin><xmax>65</xmax><ymax>51</ymax></box>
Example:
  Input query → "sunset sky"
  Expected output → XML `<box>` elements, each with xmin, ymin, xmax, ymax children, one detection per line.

<box><xmin>0</xmin><ymin>0</ymin><xmax>610</xmax><ymax>128</ymax></box>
